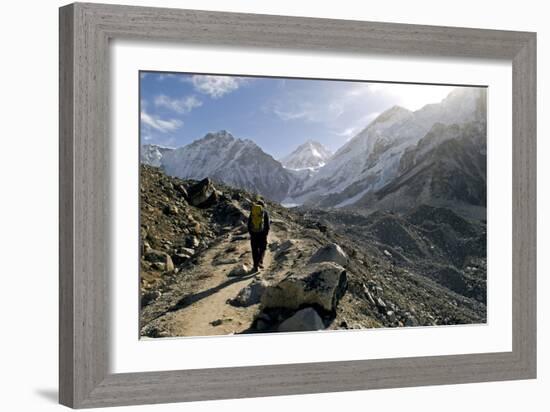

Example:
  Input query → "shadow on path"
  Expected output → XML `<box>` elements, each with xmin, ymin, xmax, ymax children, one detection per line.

<box><xmin>167</xmin><ymin>272</ymin><xmax>257</xmax><ymax>314</ymax></box>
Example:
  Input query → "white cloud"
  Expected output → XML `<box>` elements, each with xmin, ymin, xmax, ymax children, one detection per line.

<box><xmin>272</xmin><ymin>108</ymin><xmax>309</xmax><ymax>121</ymax></box>
<box><xmin>140</xmin><ymin>110</ymin><xmax>183</xmax><ymax>133</ymax></box>
<box><xmin>189</xmin><ymin>75</ymin><xmax>245</xmax><ymax>98</ymax></box>
<box><xmin>154</xmin><ymin>94</ymin><xmax>202</xmax><ymax>114</ymax></box>
<box><xmin>158</xmin><ymin>137</ymin><xmax>177</xmax><ymax>148</ymax></box>
<box><xmin>156</xmin><ymin>73</ymin><xmax>176</xmax><ymax>81</ymax></box>
<box><xmin>271</xmin><ymin>100</ymin><xmax>343</xmax><ymax>123</ymax></box>
<box><xmin>350</xmin><ymin>82</ymin><xmax>456</xmax><ymax>111</ymax></box>
<box><xmin>345</xmin><ymin>83</ymin><xmax>371</xmax><ymax>98</ymax></box>
<box><xmin>334</xmin><ymin>126</ymin><xmax>359</xmax><ymax>138</ymax></box>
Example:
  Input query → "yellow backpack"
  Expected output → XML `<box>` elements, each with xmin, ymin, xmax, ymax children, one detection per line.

<box><xmin>250</xmin><ymin>204</ymin><xmax>264</xmax><ymax>233</ymax></box>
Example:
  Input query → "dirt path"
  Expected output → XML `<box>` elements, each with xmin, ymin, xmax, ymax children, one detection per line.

<box><xmin>149</xmin><ymin>228</ymin><xmax>282</xmax><ymax>337</ymax></box>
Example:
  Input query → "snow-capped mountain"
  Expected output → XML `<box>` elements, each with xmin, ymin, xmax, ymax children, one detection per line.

<box><xmin>286</xmin><ymin>87</ymin><xmax>487</xmax><ymax>209</ymax></box>
<box><xmin>140</xmin><ymin>144</ymin><xmax>174</xmax><ymax>167</ymax></box>
<box><xmin>280</xmin><ymin>140</ymin><xmax>333</xmax><ymax>170</ymax></box>
<box><xmin>140</xmin><ymin>88</ymin><xmax>486</xmax><ymax>213</ymax></box>
<box><xmin>355</xmin><ymin>119</ymin><xmax>487</xmax><ymax>216</ymax></box>
<box><xmin>161</xmin><ymin>130</ymin><xmax>295</xmax><ymax>202</ymax></box>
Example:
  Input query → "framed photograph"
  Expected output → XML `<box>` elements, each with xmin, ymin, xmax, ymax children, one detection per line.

<box><xmin>59</xmin><ymin>2</ymin><xmax>536</xmax><ymax>408</ymax></box>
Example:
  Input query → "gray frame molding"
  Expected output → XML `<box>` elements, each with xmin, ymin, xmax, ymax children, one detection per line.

<box><xmin>59</xmin><ymin>2</ymin><xmax>536</xmax><ymax>408</ymax></box>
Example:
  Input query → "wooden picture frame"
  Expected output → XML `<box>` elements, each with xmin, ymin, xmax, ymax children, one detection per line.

<box><xmin>59</xmin><ymin>2</ymin><xmax>536</xmax><ymax>408</ymax></box>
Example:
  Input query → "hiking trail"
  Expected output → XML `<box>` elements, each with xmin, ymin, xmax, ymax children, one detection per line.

<box><xmin>143</xmin><ymin>226</ymin><xmax>283</xmax><ymax>337</ymax></box>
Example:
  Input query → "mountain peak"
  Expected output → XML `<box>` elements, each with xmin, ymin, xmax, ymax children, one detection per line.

<box><xmin>140</xmin><ymin>144</ymin><xmax>174</xmax><ymax>167</ymax></box>
<box><xmin>203</xmin><ymin>130</ymin><xmax>235</xmax><ymax>141</ymax></box>
<box><xmin>373</xmin><ymin>105</ymin><xmax>412</xmax><ymax>124</ymax></box>
<box><xmin>281</xmin><ymin>140</ymin><xmax>333</xmax><ymax>171</ymax></box>
<box><xmin>304</xmin><ymin>139</ymin><xmax>320</xmax><ymax>146</ymax></box>
<box><xmin>444</xmin><ymin>87</ymin><xmax>482</xmax><ymax>100</ymax></box>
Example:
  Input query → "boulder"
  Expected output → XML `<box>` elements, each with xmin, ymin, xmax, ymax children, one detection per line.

<box><xmin>153</xmin><ymin>262</ymin><xmax>166</xmax><ymax>271</ymax></box>
<box><xmin>277</xmin><ymin>308</ymin><xmax>325</xmax><ymax>332</ymax></box>
<box><xmin>141</xmin><ymin>241</ymin><xmax>153</xmax><ymax>256</ymax></box>
<box><xmin>141</xmin><ymin>290</ymin><xmax>161</xmax><ymax>308</ymax></box>
<box><xmin>187</xmin><ymin>178</ymin><xmax>217</xmax><ymax>207</ymax></box>
<box><xmin>234</xmin><ymin>223</ymin><xmax>248</xmax><ymax>235</ymax></box>
<box><xmin>190</xmin><ymin>223</ymin><xmax>202</xmax><ymax>235</ymax></box>
<box><xmin>405</xmin><ymin>314</ymin><xmax>419</xmax><ymax>327</ymax></box>
<box><xmin>172</xmin><ymin>253</ymin><xmax>190</xmax><ymax>265</ymax></box>
<box><xmin>140</xmin><ymin>226</ymin><xmax>148</xmax><ymax>240</ymax></box>
<box><xmin>185</xmin><ymin>236</ymin><xmax>200</xmax><ymax>248</ymax></box>
<box><xmin>165</xmin><ymin>255</ymin><xmax>174</xmax><ymax>272</ymax></box>
<box><xmin>376</xmin><ymin>297</ymin><xmax>387</xmax><ymax>309</ymax></box>
<box><xmin>217</xmin><ymin>201</ymin><xmax>248</xmax><ymax>226</ymax></box>
<box><xmin>175</xmin><ymin>184</ymin><xmax>188</xmax><ymax>199</ymax></box>
<box><xmin>274</xmin><ymin>239</ymin><xmax>297</xmax><ymax>261</ymax></box>
<box><xmin>362</xmin><ymin>284</ymin><xmax>376</xmax><ymax>305</ymax></box>
<box><xmin>179</xmin><ymin>247</ymin><xmax>196</xmax><ymax>257</ymax></box>
<box><xmin>261</xmin><ymin>262</ymin><xmax>348</xmax><ymax>313</ymax></box>
<box><xmin>278</xmin><ymin>239</ymin><xmax>297</xmax><ymax>251</ymax></box>
<box><xmin>256</xmin><ymin>319</ymin><xmax>270</xmax><ymax>331</ymax></box>
<box><xmin>229</xmin><ymin>280</ymin><xmax>269</xmax><ymax>307</ymax></box>
<box><xmin>228</xmin><ymin>264</ymin><xmax>250</xmax><ymax>277</ymax></box>
<box><xmin>163</xmin><ymin>204</ymin><xmax>179</xmax><ymax>215</ymax></box>
<box><xmin>268</xmin><ymin>241</ymin><xmax>281</xmax><ymax>251</ymax></box>
<box><xmin>144</xmin><ymin>249</ymin><xmax>174</xmax><ymax>272</ymax></box>
<box><xmin>143</xmin><ymin>249</ymin><xmax>168</xmax><ymax>264</ymax></box>
<box><xmin>308</xmin><ymin>243</ymin><xmax>348</xmax><ymax>267</ymax></box>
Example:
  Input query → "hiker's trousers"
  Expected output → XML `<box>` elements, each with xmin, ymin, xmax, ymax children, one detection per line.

<box><xmin>250</xmin><ymin>232</ymin><xmax>268</xmax><ymax>268</ymax></box>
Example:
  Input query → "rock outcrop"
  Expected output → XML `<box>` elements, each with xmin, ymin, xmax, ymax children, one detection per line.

<box><xmin>277</xmin><ymin>307</ymin><xmax>325</xmax><ymax>332</ymax></box>
<box><xmin>228</xmin><ymin>264</ymin><xmax>250</xmax><ymax>277</ymax></box>
<box><xmin>143</xmin><ymin>249</ymin><xmax>174</xmax><ymax>272</ymax></box>
<box><xmin>261</xmin><ymin>262</ymin><xmax>348</xmax><ymax>313</ymax></box>
<box><xmin>309</xmin><ymin>242</ymin><xmax>348</xmax><ymax>267</ymax></box>
<box><xmin>229</xmin><ymin>280</ymin><xmax>269</xmax><ymax>307</ymax></box>
<box><xmin>187</xmin><ymin>177</ymin><xmax>217</xmax><ymax>208</ymax></box>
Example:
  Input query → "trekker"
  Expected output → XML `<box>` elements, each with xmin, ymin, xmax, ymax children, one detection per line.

<box><xmin>247</xmin><ymin>198</ymin><xmax>270</xmax><ymax>271</ymax></box>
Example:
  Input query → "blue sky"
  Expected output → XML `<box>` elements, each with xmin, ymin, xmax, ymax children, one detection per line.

<box><xmin>140</xmin><ymin>72</ymin><xmax>457</xmax><ymax>159</ymax></box>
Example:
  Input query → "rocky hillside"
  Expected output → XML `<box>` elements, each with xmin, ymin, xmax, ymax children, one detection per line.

<box><xmin>319</xmin><ymin>119</ymin><xmax>487</xmax><ymax>218</ymax></box>
<box><xmin>139</xmin><ymin>165</ymin><xmax>486</xmax><ymax>338</ymax></box>
<box><xmin>358</xmin><ymin>120</ymin><xmax>487</xmax><ymax>217</ymax></box>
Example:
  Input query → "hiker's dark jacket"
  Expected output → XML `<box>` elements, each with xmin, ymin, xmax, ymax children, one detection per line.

<box><xmin>247</xmin><ymin>209</ymin><xmax>270</xmax><ymax>236</ymax></box>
